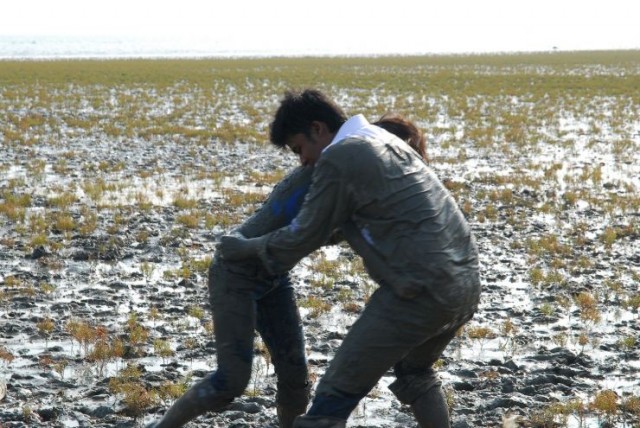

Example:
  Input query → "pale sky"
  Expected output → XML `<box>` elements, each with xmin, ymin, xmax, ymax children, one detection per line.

<box><xmin>2</xmin><ymin>0</ymin><xmax>639</xmax><ymax>55</ymax></box>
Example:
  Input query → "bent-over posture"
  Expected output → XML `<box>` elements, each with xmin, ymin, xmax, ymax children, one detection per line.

<box><xmin>147</xmin><ymin>97</ymin><xmax>429</xmax><ymax>428</ymax></box>
<box><xmin>221</xmin><ymin>89</ymin><xmax>481</xmax><ymax>428</ymax></box>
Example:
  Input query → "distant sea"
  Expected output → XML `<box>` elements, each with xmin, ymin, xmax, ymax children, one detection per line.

<box><xmin>0</xmin><ymin>34</ymin><xmax>423</xmax><ymax>59</ymax></box>
<box><xmin>3</xmin><ymin>33</ymin><xmax>639</xmax><ymax>61</ymax></box>
<box><xmin>0</xmin><ymin>34</ymin><xmax>286</xmax><ymax>59</ymax></box>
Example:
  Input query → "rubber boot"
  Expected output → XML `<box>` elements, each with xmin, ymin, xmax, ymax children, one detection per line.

<box><xmin>277</xmin><ymin>403</ymin><xmax>308</xmax><ymax>428</ymax></box>
<box><xmin>410</xmin><ymin>386</ymin><xmax>451</xmax><ymax>428</ymax></box>
<box><xmin>292</xmin><ymin>415</ymin><xmax>347</xmax><ymax>428</ymax></box>
<box><xmin>147</xmin><ymin>374</ymin><xmax>231</xmax><ymax>428</ymax></box>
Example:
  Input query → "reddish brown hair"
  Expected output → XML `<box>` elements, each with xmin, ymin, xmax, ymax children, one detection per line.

<box><xmin>374</xmin><ymin>113</ymin><xmax>427</xmax><ymax>163</ymax></box>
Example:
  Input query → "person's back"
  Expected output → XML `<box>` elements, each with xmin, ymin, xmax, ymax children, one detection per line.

<box><xmin>316</xmin><ymin>127</ymin><xmax>479</xmax><ymax>308</ymax></box>
<box><xmin>219</xmin><ymin>88</ymin><xmax>482</xmax><ymax>428</ymax></box>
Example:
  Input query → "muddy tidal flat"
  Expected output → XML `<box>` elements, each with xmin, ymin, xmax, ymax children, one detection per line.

<box><xmin>1</xmin><ymin>53</ymin><xmax>639</xmax><ymax>427</ymax></box>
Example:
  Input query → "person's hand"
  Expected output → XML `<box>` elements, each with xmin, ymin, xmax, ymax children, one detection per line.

<box><xmin>218</xmin><ymin>233</ymin><xmax>262</xmax><ymax>261</ymax></box>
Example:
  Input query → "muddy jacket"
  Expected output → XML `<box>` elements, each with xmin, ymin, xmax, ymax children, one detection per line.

<box><xmin>257</xmin><ymin>115</ymin><xmax>480</xmax><ymax>309</ymax></box>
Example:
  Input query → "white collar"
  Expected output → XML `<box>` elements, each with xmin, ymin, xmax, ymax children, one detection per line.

<box><xmin>324</xmin><ymin>114</ymin><xmax>386</xmax><ymax>152</ymax></box>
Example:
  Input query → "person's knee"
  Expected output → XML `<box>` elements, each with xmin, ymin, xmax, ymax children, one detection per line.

<box><xmin>389</xmin><ymin>371</ymin><xmax>441</xmax><ymax>405</ymax></box>
<box><xmin>210</xmin><ymin>368</ymin><xmax>252</xmax><ymax>399</ymax></box>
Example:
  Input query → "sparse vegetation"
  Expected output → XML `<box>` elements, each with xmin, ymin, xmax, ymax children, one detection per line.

<box><xmin>299</xmin><ymin>296</ymin><xmax>332</xmax><ymax>318</ymax></box>
<box><xmin>1</xmin><ymin>51</ymin><xmax>639</xmax><ymax>427</ymax></box>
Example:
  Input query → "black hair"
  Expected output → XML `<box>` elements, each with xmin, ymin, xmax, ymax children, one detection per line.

<box><xmin>269</xmin><ymin>89</ymin><xmax>347</xmax><ymax>147</ymax></box>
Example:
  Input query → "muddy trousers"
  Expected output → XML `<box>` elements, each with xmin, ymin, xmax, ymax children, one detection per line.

<box><xmin>206</xmin><ymin>166</ymin><xmax>314</xmax><ymax>422</ymax></box>
<box><xmin>151</xmin><ymin>166</ymin><xmax>314</xmax><ymax>427</ymax></box>
<box><xmin>207</xmin><ymin>257</ymin><xmax>310</xmax><ymax>414</ymax></box>
<box><xmin>150</xmin><ymin>259</ymin><xmax>310</xmax><ymax>428</ymax></box>
<box><xmin>295</xmin><ymin>285</ymin><xmax>478</xmax><ymax>428</ymax></box>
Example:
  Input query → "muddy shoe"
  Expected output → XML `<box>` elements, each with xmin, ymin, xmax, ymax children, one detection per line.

<box><xmin>147</xmin><ymin>374</ymin><xmax>231</xmax><ymax>428</ymax></box>
<box><xmin>292</xmin><ymin>415</ymin><xmax>347</xmax><ymax>428</ymax></box>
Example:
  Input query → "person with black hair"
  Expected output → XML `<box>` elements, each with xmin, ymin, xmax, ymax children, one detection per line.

<box><xmin>220</xmin><ymin>89</ymin><xmax>481</xmax><ymax>428</ymax></box>
<box><xmin>147</xmin><ymin>90</ymin><xmax>431</xmax><ymax>428</ymax></box>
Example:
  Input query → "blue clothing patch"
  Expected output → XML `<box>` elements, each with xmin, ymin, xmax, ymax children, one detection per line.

<box><xmin>289</xmin><ymin>218</ymin><xmax>300</xmax><ymax>234</ymax></box>
<box><xmin>271</xmin><ymin>186</ymin><xmax>310</xmax><ymax>224</ymax></box>
<box><xmin>361</xmin><ymin>227</ymin><xmax>374</xmax><ymax>245</ymax></box>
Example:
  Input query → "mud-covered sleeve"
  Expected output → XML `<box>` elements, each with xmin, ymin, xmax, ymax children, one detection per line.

<box><xmin>237</xmin><ymin>166</ymin><xmax>313</xmax><ymax>238</ymax></box>
<box><xmin>256</xmin><ymin>159</ymin><xmax>353</xmax><ymax>275</ymax></box>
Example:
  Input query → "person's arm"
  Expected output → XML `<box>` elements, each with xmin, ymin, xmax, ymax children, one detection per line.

<box><xmin>236</xmin><ymin>166</ymin><xmax>313</xmax><ymax>238</ymax></box>
<box><xmin>220</xmin><ymin>158</ymin><xmax>353</xmax><ymax>275</ymax></box>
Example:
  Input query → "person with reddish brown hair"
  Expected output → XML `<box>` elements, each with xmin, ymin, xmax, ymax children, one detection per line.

<box><xmin>148</xmin><ymin>88</ymin><xmax>462</xmax><ymax>428</ymax></box>
<box><xmin>219</xmin><ymin>88</ymin><xmax>481</xmax><ymax>428</ymax></box>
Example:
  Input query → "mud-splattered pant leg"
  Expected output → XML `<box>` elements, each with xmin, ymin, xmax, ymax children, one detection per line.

<box><xmin>207</xmin><ymin>257</ymin><xmax>309</xmax><ymax>410</ymax></box>
<box><xmin>256</xmin><ymin>275</ymin><xmax>310</xmax><ymax>408</ymax></box>
<box><xmin>206</xmin><ymin>166</ymin><xmax>314</xmax><ymax>401</ymax></box>
<box><xmin>307</xmin><ymin>286</ymin><xmax>474</xmax><ymax>419</ymax></box>
<box><xmin>207</xmin><ymin>257</ymin><xmax>263</xmax><ymax>398</ymax></box>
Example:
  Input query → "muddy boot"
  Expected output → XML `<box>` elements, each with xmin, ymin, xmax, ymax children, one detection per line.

<box><xmin>277</xmin><ymin>403</ymin><xmax>308</xmax><ymax>428</ymax></box>
<box><xmin>292</xmin><ymin>415</ymin><xmax>347</xmax><ymax>428</ymax></box>
<box><xmin>147</xmin><ymin>375</ymin><xmax>231</xmax><ymax>428</ymax></box>
<box><xmin>410</xmin><ymin>386</ymin><xmax>450</xmax><ymax>428</ymax></box>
